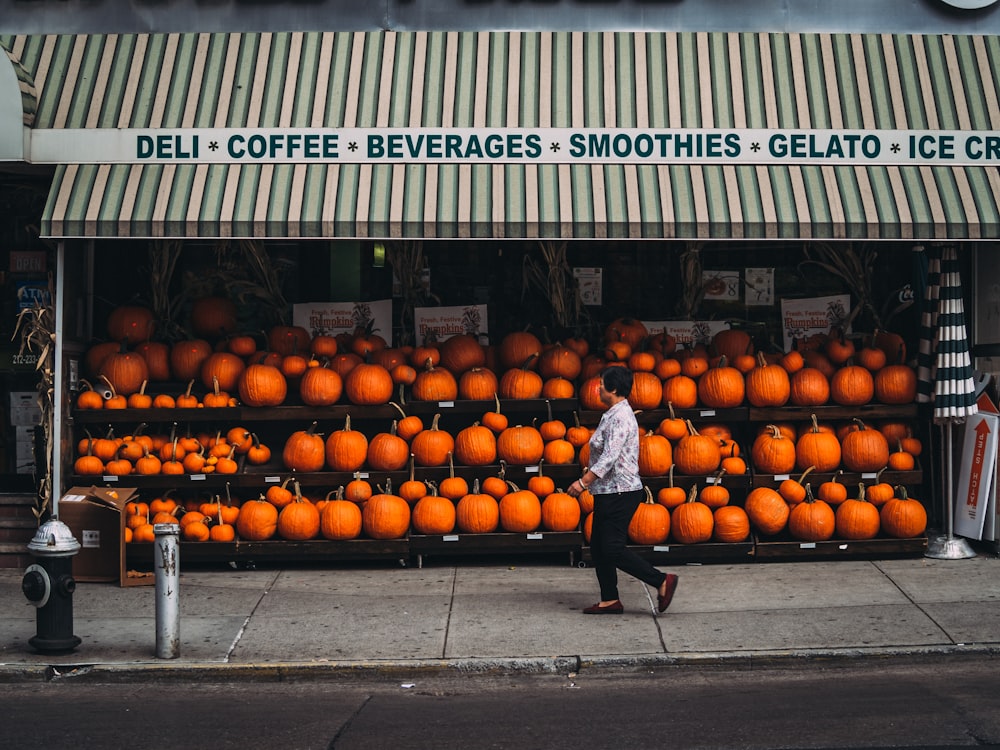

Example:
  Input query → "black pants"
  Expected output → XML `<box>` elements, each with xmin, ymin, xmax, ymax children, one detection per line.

<box><xmin>591</xmin><ymin>489</ymin><xmax>668</xmax><ymax>601</ymax></box>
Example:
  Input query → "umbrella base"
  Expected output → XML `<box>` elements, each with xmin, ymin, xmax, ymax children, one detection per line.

<box><xmin>925</xmin><ymin>533</ymin><xmax>977</xmax><ymax>560</ymax></box>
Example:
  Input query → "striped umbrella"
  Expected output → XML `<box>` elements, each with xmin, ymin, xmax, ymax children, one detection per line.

<box><xmin>915</xmin><ymin>244</ymin><xmax>978</xmax><ymax>558</ymax></box>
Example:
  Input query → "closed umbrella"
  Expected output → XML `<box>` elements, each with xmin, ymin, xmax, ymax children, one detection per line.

<box><xmin>915</xmin><ymin>244</ymin><xmax>978</xmax><ymax>559</ymax></box>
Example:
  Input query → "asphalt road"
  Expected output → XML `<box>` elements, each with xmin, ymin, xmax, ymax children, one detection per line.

<box><xmin>3</xmin><ymin>657</ymin><xmax>999</xmax><ymax>749</ymax></box>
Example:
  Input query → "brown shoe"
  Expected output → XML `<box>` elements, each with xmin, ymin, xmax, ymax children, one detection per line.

<box><xmin>583</xmin><ymin>600</ymin><xmax>624</xmax><ymax>615</ymax></box>
<box><xmin>657</xmin><ymin>574</ymin><xmax>679</xmax><ymax>613</ymax></box>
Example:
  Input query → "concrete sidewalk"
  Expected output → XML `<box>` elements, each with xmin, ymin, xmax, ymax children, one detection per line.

<box><xmin>1</xmin><ymin>553</ymin><xmax>999</xmax><ymax>681</ymax></box>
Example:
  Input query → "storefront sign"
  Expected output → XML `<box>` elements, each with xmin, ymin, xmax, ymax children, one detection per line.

<box><xmin>414</xmin><ymin>305</ymin><xmax>487</xmax><ymax>344</ymax></box>
<box><xmin>643</xmin><ymin>320</ymin><xmax>730</xmax><ymax>347</ymax></box>
<box><xmin>292</xmin><ymin>299</ymin><xmax>393</xmax><ymax>345</ymax></box>
<box><xmin>28</xmin><ymin>127</ymin><xmax>1000</xmax><ymax>167</ymax></box>
<box><xmin>954</xmin><ymin>393</ymin><xmax>999</xmax><ymax>541</ymax></box>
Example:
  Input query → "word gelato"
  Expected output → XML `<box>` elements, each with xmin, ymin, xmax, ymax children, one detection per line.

<box><xmin>132</xmin><ymin>129</ymin><xmax>1000</xmax><ymax>166</ymax></box>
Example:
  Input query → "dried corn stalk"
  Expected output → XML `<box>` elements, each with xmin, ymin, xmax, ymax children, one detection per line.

<box><xmin>676</xmin><ymin>242</ymin><xmax>706</xmax><ymax>319</ymax></box>
<box><xmin>146</xmin><ymin>240</ymin><xmax>185</xmax><ymax>340</ymax></box>
<box><xmin>522</xmin><ymin>241</ymin><xmax>585</xmax><ymax>330</ymax></box>
<box><xmin>12</xmin><ymin>284</ymin><xmax>56</xmax><ymax>524</ymax></box>
<box><xmin>799</xmin><ymin>242</ymin><xmax>879</xmax><ymax>329</ymax></box>
<box><xmin>385</xmin><ymin>240</ymin><xmax>439</xmax><ymax>345</ymax></box>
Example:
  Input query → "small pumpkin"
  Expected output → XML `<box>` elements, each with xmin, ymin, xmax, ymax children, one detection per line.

<box><xmin>366</xmin><ymin>421</ymin><xmax>410</xmax><ymax>472</ymax></box>
<box><xmin>277</xmin><ymin>482</ymin><xmax>320</xmax><ymax>541</ymax></box>
<box><xmin>325</xmin><ymin>415</ymin><xmax>369</xmax><ymax>472</ymax></box>
<box><xmin>411</xmin><ymin>413</ymin><xmax>456</xmax><ymax>467</ymax></box>
<box><xmin>835</xmin><ymin>483</ymin><xmax>881</xmax><ymax>540</ymax></box>
<box><xmin>787</xmin><ymin>483</ymin><xmax>836</xmax><ymax>542</ymax></box>
<box><xmin>670</xmin><ymin>485</ymin><xmax>714</xmax><ymax>544</ymax></box>
<box><xmin>628</xmin><ymin>487</ymin><xmax>671</xmax><ymax>544</ymax></box>
<box><xmin>362</xmin><ymin>479</ymin><xmax>411</xmax><ymax>539</ymax></box>
<box><xmin>411</xmin><ymin>485</ymin><xmax>458</xmax><ymax>535</ymax></box>
<box><xmin>454</xmin><ymin>421</ymin><xmax>498</xmax><ymax>466</ymax></box>
<box><xmin>455</xmin><ymin>479</ymin><xmax>500</xmax><ymax>534</ymax></box>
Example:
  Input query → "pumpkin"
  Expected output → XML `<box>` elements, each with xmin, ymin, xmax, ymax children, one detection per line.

<box><xmin>778</xmin><ymin>466</ymin><xmax>815</xmax><ymax>505</ymax></box>
<box><xmin>362</xmin><ymin>480</ymin><xmax>411</xmax><ymax>539</ymax></box>
<box><xmin>281</xmin><ymin>421</ymin><xmax>326</xmax><ymax>472</ymax></box>
<box><xmin>638</xmin><ymin>430</ymin><xmax>673</xmax><ymax>477</ymax></box>
<box><xmin>661</xmin><ymin>374</ymin><xmax>699</xmax><ymax>410</ymax></box>
<box><xmin>538</xmin><ymin>344</ymin><xmax>583</xmax><ymax>381</ymax></box>
<box><xmin>824</xmin><ymin>328</ymin><xmax>856</xmax><ymax>365</ymax></box>
<box><xmin>673</xmin><ymin>420</ymin><xmax>722</xmax><ymax>476</ymax></box>
<box><xmin>455</xmin><ymin>479</ymin><xmax>500</xmax><ymax>533</ymax></box>
<box><xmin>744</xmin><ymin>486</ymin><xmax>790</xmax><ymax>535</ymax></box>
<box><xmin>578</xmin><ymin>375</ymin><xmax>608</xmax><ymax>412</ymax></box>
<box><xmin>318</xmin><ymin>488</ymin><xmax>363</xmax><ymax>540</ymax></box>
<box><xmin>298</xmin><ymin>364</ymin><xmax>343</xmax><ymax>406</ymax></box>
<box><xmin>711</xmin><ymin>328</ymin><xmax>753</xmax><ymax>362</ymax></box>
<box><xmin>367</xmin><ymin>422</ymin><xmax>410</xmax><ymax>472</ymax></box>
<box><xmin>879</xmin><ymin>486</ymin><xmax>928</xmax><ymax>538</ymax></box>
<box><xmin>656</xmin><ymin>465</ymin><xmax>687</xmax><ymax>509</ymax></box>
<box><xmin>788</xmin><ymin>484</ymin><xmax>836</xmax><ymax>542</ymax></box>
<box><xmin>325</xmin><ymin>415</ymin><xmax>369</xmax><ymax>472</ymax></box>
<box><xmin>604</xmin><ymin>318</ymin><xmax>648</xmax><ymax>351</ymax></box>
<box><xmin>98</xmin><ymin>343</ymin><xmax>149</xmax><ymax>397</ymax></box>
<box><xmin>835</xmin><ymin>483</ymin><xmax>881</xmax><ymax>540</ymax></box>
<box><xmin>789</xmin><ymin>367</ymin><xmax>831</xmax><ymax>406</ymax></box>
<box><xmin>397</xmin><ymin>454</ymin><xmax>429</xmax><ymax>505</ymax></box>
<box><xmin>712</xmin><ymin>505</ymin><xmax>750</xmax><ymax>543</ymax></box>
<box><xmin>438</xmin><ymin>333</ymin><xmax>486</xmax><ymax>375</ymax></box>
<box><xmin>698</xmin><ymin>470</ymin><xmax>730</xmax><ymax>509</ymax></box>
<box><xmin>411</xmin><ymin>488</ymin><xmax>458</xmax><ymax>535</ymax></box>
<box><xmin>542</xmin><ymin>438</ymin><xmax>576</xmax><ymax>465</ymax></box>
<box><xmin>498</xmin><ymin>331</ymin><xmax>543</xmax><ymax>371</ymax></box>
<box><xmin>411</xmin><ymin>413</ymin><xmax>456</xmax><ymax>467</ymax></box>
<box><xmin>795</xmin><ymin>413</ymin><xmax>842</xmax><ymax>472</ymax></box>
<box><xmin>627</xmin><ymin>487</ymin><xmax>671</xmax><ymax>544</ymax></box>
<box><xmin>387</xmin><ymin>401</ymin><xmax>424</xmax><ymax>442</ymax></box>
<box><xmin>697</xmin><ymin>356</ymin><xmax>746</xmax><ymax>409</ymax></box>
<box><xmin>538</xmin><ymin>399</ymin><xmax>567</xmax><ymax>442</ymax></box>
<box><xmin>459</xmin><ymin>367</ymin><xmax>499</xmax><ymax>401</ymax></box>
<box><xmin>542</xmin><ymin>376</ymin><xmax>576</xmax><ymax>400</ymax></box>
<box><xmin>169</xmin><ymin>338</ymin><xmax>213</xmax><ymax>382</ymax></box>
<box><xmin>107</xmin><ymin>305</ymin><xmax>155</xmax><ymax>344</ymax></box>
<box><xmin>817</xmin><ymin>470</ymin><xmax>849</xmax><ymax>506</ymax></box>
<box><xmin>670</xmin><ymin>485</ymin><xmax>714</xmax><ymax>544</ymax></box>
<box><xmin>344</xmin><ymin>362</ymin><xmax>394</xmax><ymax>405</ymax></box>
<box><xmin>830</xmin><ymin>364</ymin><xmax>875</xmax><ymax>406</ymax></box>
<box><xmin>277</xmin><ymin>483</ymin><xmax>320</xmax><ymax>541</ymax></box>
<box><xmin>745</xmin><ymin>352</ymin><xmax>791</xmax><ymax>407</ymax></box>
<box><xmin>888</xmin><ymin>440</ymin><xmax>917</xmax><ymax>471</ymax></box>
<box><xmin>238</xmin><ymin>360</ymin><xmax>288</xmax><ymax>407</ymax></box>
<box><xmin>628</xmin><ymin>371</ymin><xmax>664</xmax><ymax>411</ymax></box>
<box><xmin>499</xmin><ymin>357</ymin><xmax>544</xmax><ymax>400</ymax></box>
<box><xmin>134</xmin><ymin>340</ymin><xmax>171</xmax><ymax>382</ymax></box>
<box><xmin>267</xmin><ymin>325</ymin><xmax>311</xmax><ymax>356</ymax></box>
<box><xmin>236</xmin><ymin>495</ymin><xmax>279</xmax><ymax>541</ymax></box>
<box><xmin>498</xmin><ymin>483</ymin><xmax>542</xmax><ymax>532</ymax></box>
<box><xmin>841</xmin><ymin>418</ymin><xmax>890</xmax><ymax>473</ymax></box>
<box><xmin>527</xmin><ymin>458</ymin><xmax>556</xmax><ymax>498</ymax></box>
<box><xmin>454</xmin><ymin>422</ymin><xmax>498</xmax><ymax>466</ymax></box>
<box><xmin>751</xmin><ymin>424</ymin><xmax>797</xmax><ymax>475</ymax></box>
<box><xmin>439</xmin><ymin>452</ymin><xmax>469</xmax><ymax>501</ymax></box>
<box><xmin>874</xmin><ymin>362</ymin><xmax>918</xmax><ymax>405</ymax></box>
<box><xmin>566</xmin><ymin>411</ymin><xmax>594</xmax><ymax>448</ymax></box>
<box><xmin>541</xmin><ymin>490</ymin><xmax>582</xmax><ymax>532</ymax></box>
<box><xmin>344</xmin><ymin>472</ymin><xmax>374</xmax><ymax>504</ymax></box>
<box><xmin>481</xmin><ymin>393</ymin><xmax>508</xmax><ymax>434</ymax></box>
<box><xmin>496</xmin><ymin>424</ymin><xmax>545</xmax><ymax>466</ymax></box>
<box><xmin>412</xmin><ymin>360</ymin><xmax>459</xmax><ymax>401</ymax></box>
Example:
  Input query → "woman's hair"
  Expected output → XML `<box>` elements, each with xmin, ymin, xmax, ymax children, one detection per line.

<box><xmin>601</xmin><ymin>366</ymin><xmax>633</xmax><ymax>398</ymax></box>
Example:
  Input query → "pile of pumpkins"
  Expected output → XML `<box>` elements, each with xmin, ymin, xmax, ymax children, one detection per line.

<box><xmin>80</xmin><ymin>302</ymin><xmax>918</xmax><ymax>412</ymax></box>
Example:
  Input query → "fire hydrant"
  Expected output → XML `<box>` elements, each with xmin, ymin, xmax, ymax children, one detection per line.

<box><xmin>22</xmin><ymin>518</ymin><xmax>82</xmax><ymax>654</ymax></box>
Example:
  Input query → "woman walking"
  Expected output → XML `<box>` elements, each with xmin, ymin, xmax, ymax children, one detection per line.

<box><xmin>567</xmin><ymin>366</ymin><xmax>679</xmax><ymax>614</ymax></box>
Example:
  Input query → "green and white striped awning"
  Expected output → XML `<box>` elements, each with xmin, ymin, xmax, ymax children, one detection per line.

<box><xmin>3</xmin><ymin>31</ymin><xmax>1000</xmax><ymax>240</ymax></box>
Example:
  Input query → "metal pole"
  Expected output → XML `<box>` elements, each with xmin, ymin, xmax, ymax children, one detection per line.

<box><xmin>154</xmin><ymin>523</ymin><xmax>180</xmax><ymax>658</ymax></box>
<box><xmin>926</xmin><ymin>421</ymin><xmax>976</xmax><ymax>559</ymax></box>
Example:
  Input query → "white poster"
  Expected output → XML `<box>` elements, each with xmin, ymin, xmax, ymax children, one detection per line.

<box><xmin>745</xmin><ymin>267</ymin><xmax>775</xmax><ymax>306</ymax></box>
<box><xmin>414</xmin><ymin>305</ymin><xmax>488</xmax><ymax>344</ymax></box>
<box><xmin>702</xmin><ymin>270</ymin><xmax>741</xmax><ymax>301</ymax></box>
<box><xmin>573</xmin><ymin>267</ymin><xmax>603</xmax><ymax>306</ymax></box>
<box><xmin>642</xmin><ymin>320</ymin><xmax>731</xmax><ymax>347</ymax></box>
<box><xmin>293</xmin><ymin>299</ymin><xmax>393</xmax><ymax>345</ymax></box>
<box><xmin>779</xmin><ymin>294</ymin><xmax>851</xmax><ymax>351</ymax></box>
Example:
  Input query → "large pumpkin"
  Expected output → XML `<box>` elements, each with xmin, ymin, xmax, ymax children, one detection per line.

<box><xmin>411</xmin><ymin>491</ymin><xmax>458</xmax><ymax>535</ymax></box>
<box><xmin>751</xmin><ymin>424</ymin><xmax>797</xmax><ymax>475</ymax></box>
<box><xmin>410</xmin><ymin>413</ymin><xmax>456</xmax><ymax>467</ymax></box>
<box><xmin>874</xmin><ymin>362</ymin><xmax>918</xmax><ymax>405</ymax></box>
<box><xmin>744</xmin><ymin>486</ymin><xmax>790</xmax><ymax>535</ymax></box>
<box><xmin>830</xmin><ymin>364</ymin><xmax>875</xmax><ymax>406</ymax></box>
<box><xmin>411</xmin><ymin>361</ymin><xmax>459</xmax><ymax>401</ymax></box>
<box><xmin>170</xmin><ymin>339</ymin><xmax>213</xmax><ymax>382</ymax></box>
<box><xmin>787</xmin><ymin>489</ymin><xmax>836</xmax><ymax>542</ymax></box>
<box><xmin>538</xmin><ymin>345</ymin><xmax>583</xmax><ymax>381</ymax></box>
<box><xmin>458</xmin><ymin>367</ymin><xmax>499</xmax><ymax>401</ymax></box>
<box><xmin>795</xmin><ymin>414</ymin><xmax>842</xmax><ymax>472</ymax></box>
<box><xmin>200</xmin><ymin>351</ymin><xmax>246</xmax><ymax>393</ymax></box>
<box><xmin>499</xmin><ymin>484</ymin><xmax>542</xmax><ymax>533</ymax></box>
<box><xmin>277</xmin><ymin>489</ymin><xmax>321</xmax><ymax>541</ymax></box>
<box><xmin>841</xmin><ymin>419</ymin><xmax>889</xmax><ymax>472</ymax></box>
<box><xmin>366</xmin><ymin>424</ymin><xmax>410</xmax><ymax>472</ymax></box>
<box><xmin>712</xmin><ymin>505</ymin><xmax>750</xmax><ymax>542</ymax></box>
<box><xmin>627</xmin><ymin>487</ymin><xmax>671</xmax><ymax>544</ymax></box>
<box><xmin>107</xmin><ymin>305</ymin><xmax>155</xmax><ymax>344</ymax></box>
<box><xmin>835</xmin><ymin>484</ymin><xmax>881</xmax><ymax>540</ymax></box>
<box><xmin>298</xmin><ymin>364</ymin><xmax>343</xmax><ymax>406</ymax></box>
<box><xmin>496</xmin><ymin>424</ymin><xmax>545</xmax><ymax>466</ymax></box>
<box><xmin>344</xmin><ymin>362</ymin><xmax>394</xmax><ymax>405</ymax></box>
<box><xmin>454</xmin><ymin>422</ymin><xmax>498</xmax><ymax>466</ymax></box>
<box><xmin>362</xmin><ymin>486</ymin><xmax>411</xmax><ymax>539</ymax></box>
<box><xmin>498</xmin><ymin>331</ymin><xmax>543</xmax><ymax>371</ymax></box>
<box><xmin>98</xmin><ymin>344</ymin><xmax>149</xmax><ymax>396</ymax></box>
<box><xmin>238</xmin><ymin>360</ymin><xmax>288</xmax><ymax>407</ymax></box>
<box><xmin>670</xmin><ymin>486</ymin><xmax>713</xmax><ymax>544</ymax></box>
<box><xmin>191</xmin><ymin>296</ymin><xmax>238</xmax><ymax>339</ymax></box>
<box><xmin>879</xmin><ymin>486</ymin><xmax>928</xmax><ymax>538</ymax></box>
<box><xmin>320</xmin><ymin>491</ymin><xmax>363</xmax><ymax>541</ymax></box>
<box><xmin>673</xmin><ymin>421</ymin><xmax>721</xmax><ymax>476</ymax></box>
<box><xmin>540</xmin><ymin>491</ymin><xmax>582</xmax><ymax>533</ymax></box>
<box><xmin>789</xmin><ymin>367</ymin><xmax>830</xmax><ymax>406</ymax></box>
<box><xmin>236</xmin><ymin>496</ymin><xmax>279</xmax><ymax>541</ymax></box>
<box><xmin>697</xmin><ymin>356</ymin><xmax>746</xmax><ymax>409</ymax></box>
<box><xmin>455</xmin><ymin>481</ymin><xmax>500</xmax><ymax>533</ymax></box>
<box><xmin>627</xmin><ymin>371</ymin><xmax>664</xmax><ymax>411</ymax></box>
<box><xmin>745</xmin><ymin>353</ymin><xmax>791</xmax><ymax>407</ymax></box>
<box><xmin>325</xmin><ymin>415</ymin><xmax>369</xmax><ymax>472</ymax></box>
<box><xmin>267</xmin><ymin>325</ymin><xmax>311</xmax><ymax>356</ymax></box>
<box><xmin>282</xmin><ymin>421</ymin><xmax>326</xmax><ymax>472</ymax></box>
<box><xmin>438</xmin><ymin>334</ymin><xmax>486</xmax><ymax>375</ymax></box>
<box><xmin>637</xmin><ymin>431</ymin><xmax>673</xmax><ymax>477</ymax></box>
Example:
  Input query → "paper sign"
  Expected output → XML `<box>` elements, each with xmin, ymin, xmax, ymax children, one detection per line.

<box><xmin>414</xmin><ymin>305</ymin><xmax>488</xmax><ymax>344</ymax></box>
<box><xmin>293</xmin><ymin>299</ymin><xmax>393</xmax><ymax>345</ymax></box>
<box><xmin>573</xmin><ymin>267</ymin><xmax>603</xmax><ymax>306</ymax></box>
<box><xmin>642</xmin><ymin>320</ymin><xmax>731</xmax><ymax>347</ymax></box>
<box><xmin>702</xmin><ymin>270</ymin><xmax>741</xmax><ymax>301</ymax></box>
<box><xmin>779</xmin><ymin>294</ymin><xmax>851</xmax><ymax>351</ymax></box>
<box><xmin>955</xmin><ymin>392</ymin><xmax>999</xmax><ymax>540</ymax></box>
<box><xmin>745</xmin><ymin>267</ymin><xmax>774</xmax><ymax>306</ymax></box>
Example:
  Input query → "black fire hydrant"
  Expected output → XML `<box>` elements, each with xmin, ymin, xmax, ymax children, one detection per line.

<box><xmin>22</xmin><ymin>518</ymin><xmax>82</xmax><ymax>654</ymax></box>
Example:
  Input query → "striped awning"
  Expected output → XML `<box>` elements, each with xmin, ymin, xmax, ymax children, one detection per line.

<box><xmin>4</xmin><ymin>31</ymin><xmax>1000</xmax><ymax>240</ymax></box>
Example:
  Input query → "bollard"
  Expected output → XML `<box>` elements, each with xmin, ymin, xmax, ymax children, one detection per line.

<box><xmin>154</xmin><ymin>523</ymin><xmax>180</xmax><ymax>659</ymax></box>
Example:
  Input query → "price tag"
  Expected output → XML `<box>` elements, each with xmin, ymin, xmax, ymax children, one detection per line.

<box><xmin>862</xmin><ymin>472</ymin><xmax>877</xmax><ymax>479</ymax></box>
<box><xmin>527</xmin><ymin>533</ymin><xmax>543</xmax><ymax>540</ymax></box>
<box><xmin>525</xmin><ymin>465</ymin><xmax>539</xmax><ymax>474</ymax></box>
<box><xmin>438</xmin><ymin>401</ymin><xmax>455</xmax><ymax>408</ymax></box>
<box><xmin>653</xmin><ymin>545</ymin><xmax>671</xmax><ymax>552</ymax></box>
<box><xmin>799</xmin><ymin>542</ymin><xmax>817</xmax><ymax>549</ymax></box>
<box><xmin>838</xmin><ymin>544</ymin><xmax>848</xmax><ymax>550</ymax></box>
<box><xmin>775</xmin><ymin>474</ymin><xmax>790</xmax><ymax>481</ymax></box>
<box><xmin>265</xmin><ymin>476</ymin><xmax>281</xmax><ymax>483</ymax></box>
<box><xmin>443</xmin><ymin>535</ymin><xmax>459</xmax><ymax>542</ymax></box>
<box><xmin>190</xmin><ymin>474</ymin><xmax>206</xmax><ymax>481</ymax></box>
<box><xmin>102</xmin><ymin>475</ymin><xmax>119</xmax><ymax>482</ymax></box>
<box><xmin>699</xmin><ymin>409</ymin><xmax>717</xmax><ymax>417</ymax></box>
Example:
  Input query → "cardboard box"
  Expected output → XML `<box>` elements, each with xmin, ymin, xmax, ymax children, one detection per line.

<box><xmin>57</xmin><ymin>486</ymin><xmax>153</xmax><ymax>587</ymax></box>
<box><xmin>9</xmin><ymin>392</ymin><xmax>41</xmax><ymax>427</ymax></box>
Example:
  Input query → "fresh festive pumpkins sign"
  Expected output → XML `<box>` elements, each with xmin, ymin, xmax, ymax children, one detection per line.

<box><xmin>414</xmin><ymin>305</ymin><xmax>488</xmax><ymax>345</ymax></box>
<box><xmin>293</xmin><ymin>300</ymin><xmax>392</xmax><ymax>344</ymax></box>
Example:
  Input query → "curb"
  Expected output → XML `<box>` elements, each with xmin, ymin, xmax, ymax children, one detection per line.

<box><xmin>1</xmin><ymin>644</ymin><xmax>997</xmax><ymax>683</ymax></box>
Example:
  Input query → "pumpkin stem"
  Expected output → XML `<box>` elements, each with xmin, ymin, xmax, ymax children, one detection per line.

<box><xmin>797</xmin><ymin>465</ymin><xmax>815</xmax><ymax>484</ymax></box>
<box><xmin>389</xmin><ymin>401</ymin><xmax>407</xmax><ymax>420</ymax></box>
<box><xmin>857</xmin><ymin>482</ymin><xmax>867</xmax><ymax>502</ymax></box>
<box><xmin>99</xmin><ymin>374</ymin><xmax>118</xmax><ymax>398</ymax></box>
<box><xmin>684</xmin><ymin>418</ymin><xmax>699</xmax><ymax>437</ymax></box>
<box><xmin>685</xmin><ymin>484</ymin><xmax>699</xmax><ymax>503</ymax></box>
